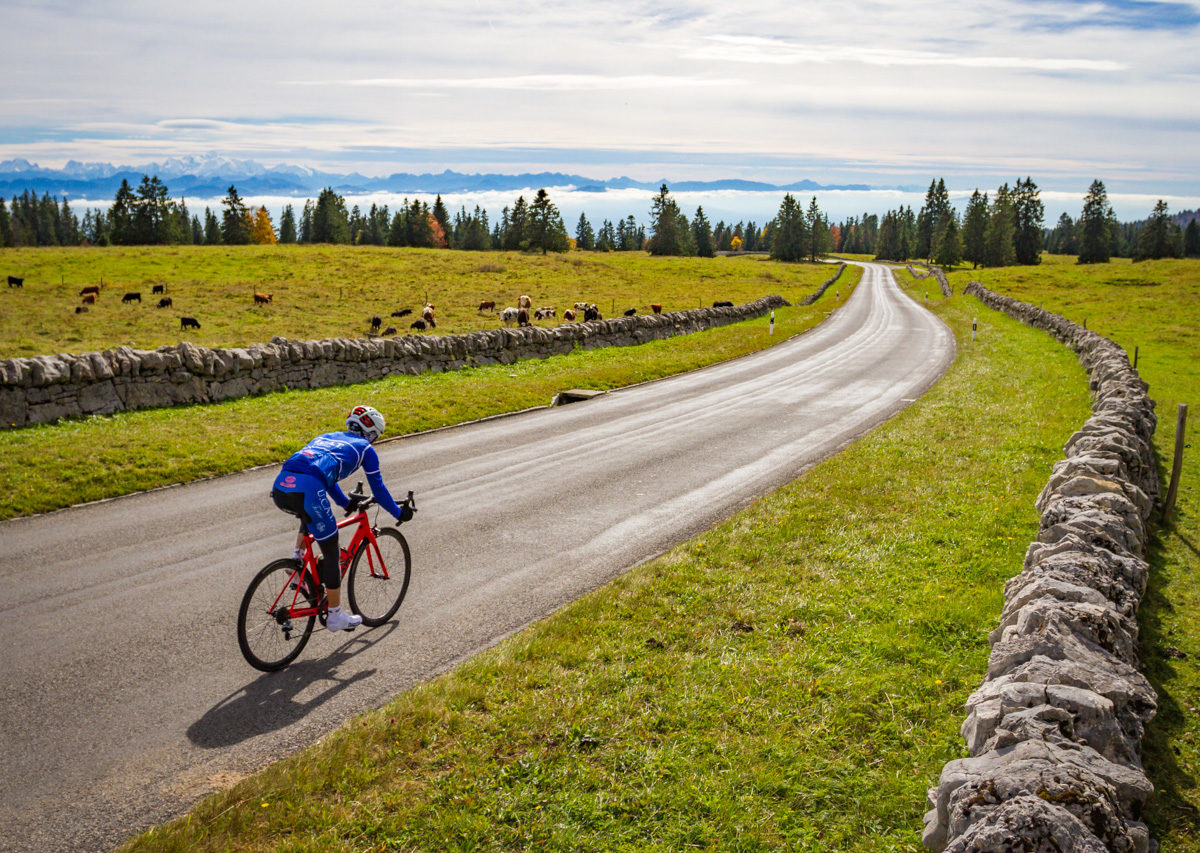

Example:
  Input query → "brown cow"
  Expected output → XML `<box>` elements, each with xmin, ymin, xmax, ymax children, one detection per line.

<box><xmin>518</xmin><ymin>294</ymin><xmax>532</xmax><ymax>311</ymax></box>
<box><xmin>81</xmin><ymin>293</ymin><xmax>97</xmax><ymax>305</ymax></box>
<box><xmin>651</xmin><ymin>303</ymin><xmax>663</xmax><ymax>314</ymax></box>
<box><xmin>516</xmin><ymin>308</ymin><xmax>530</xmax><ymax>326</ymax></box>
<box><xmin>80</xmin><ymin>285</ymin><xmax>100</xmax><ymax>297</ymax></box>
<box><xmin>477</xmin><ymin>300</ymin><xmax>495</xmax><ymax>312</ymax></box>
<box><xmin>157</xmin><ymin>296</ymin><xmax>173</xmax><ymax>308</ymax></box>
<box><xmin>254</xmin><ymin>292</ymin><xmax>272</xmax><ymax>305</ymax></box>
<box><xmin>422</xmin><ymin>303</ymin><xmax>436</xmax><ymax>328</ymax></box>
<box><xmin>563</xmin><ymin>309</ymin><xmax>576</xmax><ymax>322</ymax></box>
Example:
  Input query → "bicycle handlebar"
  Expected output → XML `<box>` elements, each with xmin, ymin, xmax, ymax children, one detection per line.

<box><xmin>343</xmin><ymin>483</ymin><xmax>417</xmax><ymax>521</ymax></box>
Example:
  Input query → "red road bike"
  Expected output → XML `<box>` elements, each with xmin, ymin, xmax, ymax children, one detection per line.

<box><xmin>237</xmin><ymin>483</ymin><xmax>415</xmax><ymax>671</ymax></box>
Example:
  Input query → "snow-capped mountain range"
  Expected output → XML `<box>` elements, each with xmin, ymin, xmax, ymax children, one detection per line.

<box><xmin>0</xmin><ymin>155</ymin><xmax>875</xmax><ymax>200</ymax></box>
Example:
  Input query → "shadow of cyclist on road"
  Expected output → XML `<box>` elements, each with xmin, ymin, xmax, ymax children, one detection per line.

<box><xmin>187</xmin><ymin>622</ymin><xmax>397</xmax><ymax>748</ymax></box>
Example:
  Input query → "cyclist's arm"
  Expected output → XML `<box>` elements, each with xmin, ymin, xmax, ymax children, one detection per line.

<box><xmin>362</xmin><ymin>446</ymin><xmax>405</xmax><ymax>520</ymax></box>
<box><xmin>328</xmin><ymin>480</ymin><xmax>350</xmax><ymax>509</ymax></box>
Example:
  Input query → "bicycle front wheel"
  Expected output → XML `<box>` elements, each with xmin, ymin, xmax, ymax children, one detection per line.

<box><xmin>347</xmin><ymin>528</ymin><xmax>411</xmax><ymax>627</ymax></box>
<box><xmin>238</xmin><ymin>559</ymin><xmax>317</xmax><ymax>671</ymax></box>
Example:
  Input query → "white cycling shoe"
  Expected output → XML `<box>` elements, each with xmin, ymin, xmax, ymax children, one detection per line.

<box><xmin>326</xmin><ymin>607</ymin><xmax>362</xmax><ymax>632</ymax></box>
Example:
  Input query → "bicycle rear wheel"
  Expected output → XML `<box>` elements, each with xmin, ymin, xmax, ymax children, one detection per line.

<box><xmin>238</xmin><ymin>559</ymin><xmax>317</xmax><ymax>671</ymax></box>
<box><xmin>347</xmin><ymin>528</ymin><xmax>411</xmax><ymax>627</ymax></box>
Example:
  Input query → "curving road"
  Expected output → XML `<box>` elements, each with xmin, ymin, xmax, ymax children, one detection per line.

<box><xmin>0</xmin><ymin>262</ymin><xmax>954</xmax><ymax>852</ymax></box>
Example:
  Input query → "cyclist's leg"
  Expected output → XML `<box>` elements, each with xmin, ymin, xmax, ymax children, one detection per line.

<box><xmin>295</xmin><ymin>479</ymin><xmax>361</xmax><ymax>631</ymax></box>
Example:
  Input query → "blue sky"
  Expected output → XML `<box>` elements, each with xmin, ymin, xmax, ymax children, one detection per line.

<box><xmin>3</xmin><ymin>0</ymin><xmax>1199</xmax><ymax>198</ymax></box>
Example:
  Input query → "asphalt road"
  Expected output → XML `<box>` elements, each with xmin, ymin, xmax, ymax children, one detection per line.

<box><xmin>0</xmin><ymin>262</ymin><xmax>955</xmax><ymax>852</ymax></box>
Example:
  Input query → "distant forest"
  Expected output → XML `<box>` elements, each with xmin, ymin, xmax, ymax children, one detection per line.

<box><xmin>1</xmin><ymin>173</ymin><xmax>1197</xmax><ymax>266</ymax></box>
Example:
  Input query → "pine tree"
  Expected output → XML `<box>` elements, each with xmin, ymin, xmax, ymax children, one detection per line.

<box><xmin>934</xmin><ymin>212</ymin><xmax>963</xmax><ymax>267</ymax></box>
<box><xmin>191</xmin><ymin>214</ymin><xmax>203</xmax><ymax>245</ymax></box>
<box><xmin>432</xmin><ymin>195</ymin><xmax>449</xmax><ymax>237</ymax></box>
<box><xmin>575</xmin><ymin>212</ymin><xmax>595</xmax><ymax>251</ymax></box>
<box><xmin>596</xmin><ymin>219</ymin><xmax>615</xmax><ymax>252</ymax></box>
<box><xmin>962</xmin><ymin>190</ymin><xmax>989</xmax><ymax>268</ymax></box>
<box><xmin>204</xmin><ymin>207</ymin><xmax>221</xmax><ymax>244</ymax></box>
<box><xmin>109</xmin><ymin>179</ymin><xmax>137</xmax><ymax>245</ymax></box>
<box><xmin>311</xmin><ymin>188</ymin><xmax>350</xmax><ymax>243</ymax></box>
<box><xmin>1184</xmin><ymin>219</ymin><xmax>1200</xmax><ymax>258</ymax></box>
<box><xmin>1133</xmin><ymin>200</ymin><xmax>1181</xmax><ymax>261</ymax></box>
<box><xmin>647</xmin><ymin>184</ymin><xmax>684</xmax><ymax>256</ymax></box>
<box><xmin>806</xmin><ymin>196</ymin><xmax>830</xmax><ymax>260</ymax></box>
<box><xmin>1078</xmin><ymin>180</ymin><xmax>1115</xmax><ymax>264</ymax></box>
<box><xmin>770</xmin><ymin>194</ymin><xmax>807</xmax><ymax>261</ymax></box>
<box><xmin>874</xmin><ymin>211</ymin><xmax>899</xmax><ymax>261</ymax></box>
<box><xmin>1012</xmin><ymin>177</ymin><xmax>1045</xmax><ymax>265</ymax></box>
<box><xmin>221</xmin><ymin>185</ymin><xmax>251</xmax><ymax>244</ymax></box>
<box><xmin>527</xmin><ymin>189</ymin><xmax>569</xmax><ymax>253</ymax></box>
<box><xmin>278</xmin><ymin>205</ymin><xmax>297</xmax><ymax>244</ymax></box>
<box><xmin>0</xmin><ymin>197</ymin><xmax>10</xmax><ymax>248</ymax></box>
<box><xmin>1048</xmin><ymin>213</ymin><xmax>1077</xmax><ymax>255</ymax></box>
<box><xmin>985</xmin><ymin>183</ymin><xmax>1017</xmax><ymax>267</ymax></box>
<box><xmin>503</xmin><ymin>196</ymin><xmax>528</xmax><ymax>250</ymax></box>
<box><xmin>692</xmin><ymin>206</ymin><xmax>714</xmax><ymax>257</ymax></box>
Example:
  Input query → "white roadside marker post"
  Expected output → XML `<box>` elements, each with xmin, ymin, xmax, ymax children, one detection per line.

<box><xmin>769</xmin><ymin>310</ymin><xmax>775</xmax><ymax>335</ymax></box>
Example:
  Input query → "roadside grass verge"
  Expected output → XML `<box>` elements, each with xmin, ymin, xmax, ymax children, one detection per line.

<box><xmin>0</xmin><ymin>267</ymin><xmax>859</xmax><ymax>519</ymax></box>
<box><xmin>121</xmin><ymin>275</ymin><xmax>1092</xmax><ymax>850</ymax></box>
<box><xmin>0</xmin><ymin>246</ymin><xmax>835</xmax><ymax>357</ymax></box>
<box><xmin>946</xmin><ymin>254</ymin><xmax>1200</xmax><ymax>848</ymax></box>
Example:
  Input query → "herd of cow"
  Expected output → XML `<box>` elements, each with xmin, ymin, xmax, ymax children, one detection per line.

<box><xmin>8</xmin><ymin>273</ymin><xmax>741</xmax><ymax>339</ymax></box>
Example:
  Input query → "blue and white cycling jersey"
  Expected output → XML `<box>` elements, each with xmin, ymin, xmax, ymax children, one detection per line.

<box><xmin>274</xmin><ymin>431</ymin><xmax>404</xmax><ymax>539</ymax></box>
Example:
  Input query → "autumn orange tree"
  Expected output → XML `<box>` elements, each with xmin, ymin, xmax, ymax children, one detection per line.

<box><xmin>250</xmin><ymin>206</ymin><xmax>277</xmax><ymax>244</ymax></box>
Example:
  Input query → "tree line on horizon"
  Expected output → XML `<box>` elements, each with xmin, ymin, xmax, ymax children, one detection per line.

<box><xmin>1</xmin><ymin>174</ymin><xmax>1197</xmax><ymax>265</ymax></box>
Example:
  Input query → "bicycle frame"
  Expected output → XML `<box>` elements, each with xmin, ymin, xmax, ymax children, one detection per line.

<box><xmin>267</xmin><ymin>509</ymin><xmax>390</xmax><ymax>621</ymax></box>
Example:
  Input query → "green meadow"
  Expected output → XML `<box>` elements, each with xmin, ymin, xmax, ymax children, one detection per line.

<box><xmin>0</xmin><ymin>247</ymin><xmax>848</xmax><ymax>518</ymax></box>
<box><xmin>0</xmin><ymin>245</ymin><xmax>834</xmax><ymax>357</ymax></box>
<box><xmin>2</xmin><ymin>246</ymin><xmax>1194</xmax><ymax>849</ymax></box>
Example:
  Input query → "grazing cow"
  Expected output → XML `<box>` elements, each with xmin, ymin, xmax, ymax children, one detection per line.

<box><xmin>382</xmin><ymin>326</ymin><xmax>397</xmax><ymax>336</ymax></box>
<box><xmin>563</xmin><ymin>309</ymin><xmax>576</xmax><ymax>322</ymax></box>
<box><xmin>75</xmin><ymin>305</ymin><xmax>88</xmax><ymax>314</ymax></box>
<box><xmin>422</xmin><ymin>303</ymin><xmax>436</xmax><ymax>328</ymax></box>
<box><xmin>180</xmin><ymin>316</ymin><xmax>201</xmax><ymax>330</ymax></box>
<box><xmin>392</xmin><ymin>308</ymin><xmax>412</xmax><ymax>318</ymax></box>
<box><xmin>584</xmin><ymin>304</ymin><xmax>601</xmax><ymax>322</ymax></box>
<box><xmin>534</xmin><ymin>306</ymin><xmax>555</xmax><ymax>320</ymax></box>
<box><xmin>573</xmin><ymin>302</ymin><xmax>589</xmax><ymax>312</ymax></box>
<box><xmin>369</xmin><ymin>315</ymin><xmax>382</xmax><ymax>331</ymax></box>
<box><xmin>518</xmin><ymin>294</ymin><xmax>532</xmax><ymax>311</ymax></box>
<box><xmin>651</xmin><ymin>303</ymin><xmax>663</xmax><ymax>314</ymax></box>
<box><xmin>477</xmin><ymin>300</ymin><xmax>496</xmax><ymax>312</ymax></box>
<box><xmin>152</xmin><ymin>284</ymin><xmax>165</xmax><ymax>294</ymax></box>
<box><xmin>81</xmin><ymin>293</ymin><xmax>97</xmax><ymax>305</ymax></box>
<box><xmin>79</xmin><ymin>285</ymin><xmax>100</xmax><ymax>297</ymax></box>
<box><xmin>517</xmin><ymin>308</ymin><xmax>530</xmax><ymax>327</ymax></box>
<box><xmin>623</xmin><ymin>307</ymin><xmax>637</xmax><ymax>317</ymax></box>
<box><xmin>157</xmin><ymin>296</ymin><xmax>173</xmax><ymax>308</ymax></box>
<box><xmin>122</xmin><ymin>291</ymin><xmax>141</xmax><ymax>304</ymax></box>
<box><xmin>500</xmin><ymin>306</ymin><xmax>519</xmax><ymax>325</ymax></box>
<box><xmin>409</xmin><ymin>319</ymin><xmax>426</xmax><ymax>331</ymax></box>
<box><xmin>254</xmin><ymin>292</ymin><xmax>272</xmax><ymax>305</ymax></box>
<box><xmin>712</xmin><ymin>300</ymin><xmax>734</xmax><ymax>308</ymax></box>
<box><xmin>8</xmin><ymin>275</ymin><xmax>23</xmax><ymax>288</ymax></box>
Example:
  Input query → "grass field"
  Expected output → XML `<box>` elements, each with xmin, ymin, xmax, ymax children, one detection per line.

<box><xmin>945</xmin><ymin>254</ymin><xmax>1200</xmax><ymax>849</ymax></box>
<box><xmin>0</xmin><ymin>248</ymin><xmax>850</xmax><ymax>519</ymax></box>
<box><xmin>119</xmin><ymin>269</ymin><xmax>1100</xmax><ymax>851</ymax></box>
<box><xmin>0</xmin><ymin>245</ymin><xmax>836</xmax><ymax>358</ymax></box>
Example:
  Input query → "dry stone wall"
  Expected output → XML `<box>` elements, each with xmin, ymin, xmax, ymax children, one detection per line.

<box><xmin>923</xmin><ymin>282</ymin><xmax>1159</xmax><ymax>852</ymax></box>
<box><xmin>0</xmin><ymin>296</ymin><xmax>789</xmax><ymax>428</ymax></box>
<box><xmin>801</xmin><ymin>262</ymin><xmax>846</xmax><ymax>305</ymax></box>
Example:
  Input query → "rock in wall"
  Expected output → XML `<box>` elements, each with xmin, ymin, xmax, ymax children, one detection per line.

<box><xmin>923</xmin><ymin>282</ymin><xmax>1159</xmax><ymax>853</ymax></box>
<box><xmin>0</xmin><ymin>296</ymin><xmax>790</xmax><ymax>428</ymax></box>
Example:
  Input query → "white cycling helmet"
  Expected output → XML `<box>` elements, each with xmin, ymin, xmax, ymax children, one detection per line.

<box><xmin>346</xmin><ymin>405</ymin><xmax>386</xmax><ymax>442</ymax></box>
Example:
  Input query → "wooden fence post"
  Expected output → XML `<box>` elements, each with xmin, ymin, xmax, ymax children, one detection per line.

<box><xmin>1162</xmin><ymin>403</ymin><xmax>1188</xmax><ymax>524</ymax></box>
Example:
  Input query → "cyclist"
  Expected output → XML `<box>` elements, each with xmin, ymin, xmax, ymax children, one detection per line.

<box><xmin>271</xmin><ymin>405</ymin><xmax>408</xmax><ymax>632</ymax></box>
